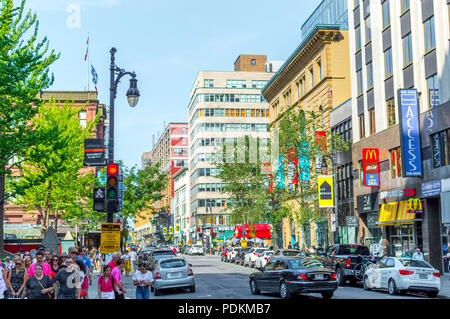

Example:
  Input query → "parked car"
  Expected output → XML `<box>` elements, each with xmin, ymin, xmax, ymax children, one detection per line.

<box><xmin>255</xmin><ymin>251</ymin><xmax>274</xmax><ymax>268</ymax></box>
<box><xmin>226</xmin><ymin>247</ymin><xmax>242</xmax><ymax>262</ymax></box>
<box><xmin>188</xmin><ymin>244</ymin><xmax>204</xmax><ymax>256</ymax></box>
<box><xmin>319</xmin><ymin>244</ymin><xmax>371</xmax><ymax>286</ymax></box>
<box><xmin>272</xmin><ymin>249</ymin><xmax>301</xmax><ymax>258</ymax></box>
<box><xmin>249</xmin><ymin>257</ymin><xmax>338</xmax><ymax>299</ymax></box>
<box><xmin>152</xmin><ymin>257</ymin><xmax>195</xmax><ymax>296</ymax></box>
<box><xmin>221</xmin><ymin>247</ymin><xmax>233</xmax><ymax>262</ymax></box>
<box><xmin>244</xmin><ymin>248</ymin><xmax>268</xmax><ymax>267</ymax></box>
<box><xmin>148</xmin><ymin>249</ymin><xmax>176</xmax><ymax>270</ymax></box>
<box><xmin>363</xmin><ymin>257</ymin><xmax>440</xmax><ymax>297</ymax></box>
<box><xmin>235</xmin><ymin>247</ymin><xmax>252</xmax><ymax>265</ymax></box>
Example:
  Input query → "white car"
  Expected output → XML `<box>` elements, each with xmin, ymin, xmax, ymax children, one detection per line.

<box><xmin>363</xmin><ymin>257</ymin><xmax>441</xmax><ymax>297</ymax></box>
<box><xmin>254</xmin><ymin>251</ymin><xmax>274</xmax><ymax>268</ymax></box>
<box><xmin>226</xmin><ymin>247</ymin><xmax>242</xmax><ymax>262</ymax></box>
<box><xmin>244</xmin><ymin>248</ymin><xmax>268</xmax><ymax>267</ymax></box>
<box><xmin>188</xmin><ymin>244</ymin><xmax>204</xmax><ymax>256</ymax></box>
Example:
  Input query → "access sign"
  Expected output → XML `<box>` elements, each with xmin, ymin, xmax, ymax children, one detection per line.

<box><xmin>362</xmin><ymin>148</ymin><xmax>380</xmax><ymax>187</ymax></box>
<box><xmin>318</xmin><ymin>175</ymin><xmax>334</xmax><ymax>207</ymax></box>
<box><xmin>100</xmin><ymin>223</ymin><xmax>121</xmax><ymax>254</ymax></box>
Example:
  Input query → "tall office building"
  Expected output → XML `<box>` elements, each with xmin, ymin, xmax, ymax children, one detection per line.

<box><xmin>348</xmin><ymin>0</ymin><xmax>450</xmax><ymax>272</ymax></box>
<box><xmin>187</xmin><ymin>55</ymin><xmax>275</xmax><ymax>243</ymax></box>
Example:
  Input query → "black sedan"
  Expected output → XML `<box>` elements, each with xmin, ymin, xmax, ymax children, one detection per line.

<box><xmin>249</xmin><ymin>257</ymin><xmax>338</xmax><ymax>299</ymax></box>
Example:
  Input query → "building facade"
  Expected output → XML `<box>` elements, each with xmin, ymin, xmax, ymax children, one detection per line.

<box><xmin>187</xmin><ymin>55</ymin><xmax>274</xmax><ymax>243</ymax></box>
<box><xmin>348</xmin><ymin>0</ymin><xmax>450</xmax><ymax>272</ymax></box>
<box><xmin>173</xmin><ymin>167</ymin><xmax>189</xmax><ymax>245</ymax></box>
<box><xmin>262</xmin><ymin>2</ymin><xmax>351</xmax><ymax>249</ymax></box>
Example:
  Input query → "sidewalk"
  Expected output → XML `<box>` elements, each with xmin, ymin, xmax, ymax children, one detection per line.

<box><xmin>87</xmin><ymin>268</ymin><xmax>136</xmax><ymax>299</ymax></box>
<box><xmin>439</xmin><ymin>274</ymin><xmax>450</xmax><ymax>298</ymax></box>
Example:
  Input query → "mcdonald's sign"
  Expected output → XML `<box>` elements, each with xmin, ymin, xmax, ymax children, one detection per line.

<box><xmin>362</xmin><ymin>148</ymin><xmax>380</xmax><ymax>187</ymax></box>
<box><xmin>407</xmin><ymin>198</ymin><xmax>423</xmax><ymax>213</ymax></box>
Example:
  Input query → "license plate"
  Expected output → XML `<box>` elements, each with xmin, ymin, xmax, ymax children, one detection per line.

<box><xmin>168</xmin><ymin>272</ymin><xmax>182</xmax><ymax>279</ymax></box>
<box><xmin>315</xmin><ymin>274</ymin><xmax>324</xmax><ymax>280</ymax></box>
<box><xmin>419</xmin><ymin>274</ymin><xmax>428</xmax><ymax>280</ymax></box>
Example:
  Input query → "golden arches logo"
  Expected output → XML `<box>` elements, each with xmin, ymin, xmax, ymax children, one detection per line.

<box><xmin>407</xmin><ymin>198</ymin><xmax>422</xmax><ymax>211</ymax></box>
<box><xmin>364</xmin><ymin>149</ymin><xmax>378</xmax><ymax>160</ymax></box>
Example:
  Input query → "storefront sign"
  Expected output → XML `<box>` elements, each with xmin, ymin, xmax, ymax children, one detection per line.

<box><xmin>362</xmin><ymin>148</ymin><xmax>380</xmax><ymax>187</ymax></box>
<box><xmin>398</xmin><ymin>89</ymin><xmax>423</xmax><ymax>177</ymax></box>
<box><xmin>100</xmin><ymin>223</ymin><xmax>121</xmax><ymax>254</ymax></box>
<box><xmin>407</xmin><ymin>198</ymin><xmax>423</xmax><ymax>213</ymax></box>
<box><xmin>367</xmin><ymin>214</ymin><xmax>378</xmax><ymax>227</ymax></box>
<box><xmin>241</xmin><ymin>240</ymin><xmax>247</xmax><ymax>248</ymax></box>
<box><xmin>346</xmin><ymin>216</ymin><xmax>358</xmax><ymax>227</ymax></box>
<box><xmin>380</xmin><ymin>188</ymin><xmax>416</xmax><ymax>200</ymax></box>
<box><xmin>421</xmin><ymin>180</ymin><xmax>441</xmax><ymax>197</ymax></box>
<box><xmin>357</xmin><ymin>192</ymin><xmax>379</xmax><ymax>213</ymax></box>
<box><xmin>318</xmin><ymin>175</ymin><xmax>334</xmax><ymax>207</ymax></box>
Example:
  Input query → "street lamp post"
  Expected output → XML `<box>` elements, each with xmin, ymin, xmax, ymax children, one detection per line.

<box><xmin>207</xmin><ymin>205</ymin><xmax>213</xmax><ymax>254</ymax></box>
<box><xmin>108</xmin><ymin>47</ymin><xmax>140</xmax><ymax>223</ymax></box>
<box><xmin>322</xmin><ymin>151</ymin><xmax>339</xmax><ymax>244</ymax></box>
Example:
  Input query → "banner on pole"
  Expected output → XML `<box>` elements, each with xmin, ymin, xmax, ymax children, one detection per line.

<box><xmin>318</xmin><ymin>175</ymin><xmax>334</xmax><ymax>207</ymax></box>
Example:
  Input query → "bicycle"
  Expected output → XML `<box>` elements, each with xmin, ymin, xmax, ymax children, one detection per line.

<box><xmin>353</xmin><ymin>254</ymin><xmax>385</xmax><ymax>281</ymax></box>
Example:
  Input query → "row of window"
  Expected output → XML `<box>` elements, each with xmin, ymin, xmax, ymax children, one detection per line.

<box><xmin>172</xmin><ymin>148</ymin><xmax>188</xmax><ymax>155</ymax></box>
<box><xmin>190</xmin><ymin>123</ymin><xmax>268</xmax><ymax>139</ymax></box>
<box><xmin>331</xmin><ymin>118</ymin><xmax>352</xmax><ymax>144</ymax></box>
<box><xmin>191</xmin><ymin>198</ymin><xmax>227</xmax><ymax>211</ymax></box>
<box><xmin>432</xmin><ymin>129</ymin><xmax>450</xmax><ymax>168</ymax></box>
<box><xmin>190</xmin><ymin>153</ymin><xmax>219</xmax><ymax>167</ymax></box>
<box><xmin>190</xmin><ymin>137</ymin><xmax>270</xmax><ymax>155</ymax></box>
<box><xmin>191</xmin><ymin>183</ymin><xmax>227</xmax><ymax>196</ymax></box>
<box><xmin>203</xmin><ymin>79</ymin><xmax>268</xmax><ymax>89</ymax></box>
<box><xmin>194</xmin><ymin>215</ymin><xmax>230</xmax><ymax>226</ymax></box>
<box><xmin>336</xmin><ymin>163</ymin><xmax>353</xmax><ymax>201</ymax></box>
<box><xmin>173</xmin><ymin>159</ymin><xmax>187</xmax><ymax>167</ymax></box>
<box><xmin>190</xmin><ymin>167</ymin><xmax>222</xmax><ymax>182</ymax></box>
<box><xmin>190</xmin><ymin>108</ymin><xmax>270</xmax><ymax>125</ymax></box>
<box><xmin>191</xmin><ymin>93</ymin><xmax>267</xmax><ymax>106</ymax></box>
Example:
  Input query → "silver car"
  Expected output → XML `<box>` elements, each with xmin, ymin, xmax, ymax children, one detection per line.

<box><xmin>152</xmin><ymin>257</ymin><xmax>195</xmax><ymax>296</ymax></box>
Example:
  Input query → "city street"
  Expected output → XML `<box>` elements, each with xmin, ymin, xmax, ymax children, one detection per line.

<box><xmin>88</xmin><ymin>254</ymin><xmax>450</xmax><ymax>299</ymax></box>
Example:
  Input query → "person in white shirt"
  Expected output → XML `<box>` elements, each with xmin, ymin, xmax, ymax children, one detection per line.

<box><xmin>133</xmin><ymin>263</ymin><xmax>153</xmax><ymax>299</ymax></box>
<box><xmin>412</xmin><ymin>248</ymin><xmax>424</xmax><ymax>261</ymax></box>
<box><xmin>129</xmin><ymin>249</ymin><xmax>137</xmax><ymax>273</ymax></box>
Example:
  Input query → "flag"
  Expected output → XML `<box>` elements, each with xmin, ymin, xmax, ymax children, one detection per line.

<box><xmin>84</xmin><ymin>36</ymin><xmax>89</xmax><ymax>61</ymax></box>
<box><xmin>91</xmin><ymin>65</ymin><xmax>98</xmax><ymax>91</ymax></box>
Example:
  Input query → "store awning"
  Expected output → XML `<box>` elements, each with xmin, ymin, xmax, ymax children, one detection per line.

<box><xmin>377</xmin><ymin>202</ymin><xmax>398</xmax><ymax>226</ymax></box>
<box><xmin>396</xmin><ymin>200</ymin><xmax>415</xmax><ymax>225</ymax></box>
<box><xmin>216</xmin><ymin>230</ymin><xmax>234</xmax><ymax>241</ymax></box>
<box><xmin>233</xmin><ymin>224</ymin><xmax>272</xmax><ymax>238</ymax></box>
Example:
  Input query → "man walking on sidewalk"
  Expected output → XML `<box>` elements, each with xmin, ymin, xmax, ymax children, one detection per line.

<box><xmin>129</xmin><ymin>249</ymin><xmax>137</xmax><ymax>273</ymax></box>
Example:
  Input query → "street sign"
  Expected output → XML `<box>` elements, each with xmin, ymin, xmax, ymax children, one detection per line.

<box><xmin>318</xmin><ymin>175</ymin><xmax>334</xmax><ymax>207</ymax></box>
<box><xmin>83</xmin><ymin>138</ymin><xmax>107</xmax><ymax>167</ymax></box>
<box><xmin>100</xmin><ymin>223</ymin><xmax>121</xmax><ymax>254</ymax></box>
<box><xmin>175</xmin><ymin>224</ymin><xmax>181</xmax><ymax>233</ymax></box>
<box><xmin>162</xmin><ymin>228</ymin><xmax>167</xmax><ymax>235</ymax></box>
<box><xmin>346</xmin><ymin>216</ymin><xmax>358</xmax><ymax>227</ymax></box>
<box><xmin>362</xmin><ymin>148</ymin><xmax>380</xmax><ymax>187</ymax></box>
<box><xmin>241</xmin><ymin>240</ymin><xmax>247</xmax><ymax>247</ymax></box>
<box><xmin>169</xmin><ymin>226</ymin><xmax>173</xmax><ymax>235</ymax></box>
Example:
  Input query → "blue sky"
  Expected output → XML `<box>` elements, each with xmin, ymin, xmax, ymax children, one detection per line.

<box><xmin>26</xmin><ymin>0</ymin><xmax>322</xmax><ymax>169</ymax></box>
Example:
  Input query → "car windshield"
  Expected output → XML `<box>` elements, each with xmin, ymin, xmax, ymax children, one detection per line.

<box><xmin>265</xmin><ymin>251</ymin><xmax>273</xmax><ymax>256</ymax></box>
<box><xmin>288</xmin><ymin>258</ymin><xmax>325</xmax><ymax>269</ymax></box>
<box><xmin>338</xmin><ymin>245</ymin><xmax>370</xmax><ymax>255</ymax></box>
<box><xmin>194</xmin><ymin>245</ymin><xmax>202</xmax><ymax>248</ymax></box>
<box><xmin>399</xmin><ymin>259</ymin><xmax>432</xmax><ymax>268</ymax></box>
<box><xmin>153</xmin><ymin>250</ymin><xmax>175</xmax><ymax>256</ymax></box>
<box><xmin>255</xmin><ymin>249</ymin><xmax>267</xmax><ymax>254</ymax></box>
<box><xmin>160</xmin><ymin>259</ymin><xmax>186</xmax><ymax>268</ymax></box>
<box><xmin>283</xmin><ymin>250</ymin><xmax>299</xmax><ymax>256</ymax></box>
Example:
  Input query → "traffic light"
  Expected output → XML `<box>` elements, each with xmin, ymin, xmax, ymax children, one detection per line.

<box><xmin>93</xmin><ymin>187</ymin><xmax>106</xmax><ymax>212</ymax></box>
<box><xmin>106</xmin><ymin>162</ymin><xmax>119</xmax><ymax>213</ymax></box>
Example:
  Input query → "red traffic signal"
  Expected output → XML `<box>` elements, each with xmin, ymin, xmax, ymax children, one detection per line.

<box><xmin>107</xmin><ymin>163</ymin><xmax>119</xmax><ymax>176</ymax></box>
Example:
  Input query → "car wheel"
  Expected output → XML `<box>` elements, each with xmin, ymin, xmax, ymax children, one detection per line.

<box><xmin>427</xmin><ymin>291</ymin><xmax>438</xmax><ymax>298</ymax></box>
<box><xmin>321</xmin><ymin>291</ymin><xmax>334</xmax><ymax>299</ymax></box>
<box><xmin>388</xmin><ymin>279</ymin><xmax>398</xmax><ymax>295</ymax></box>
<box><xmin>250</xmin><ymin>279</ymin><xmax>261</xmax><ymax>295</ymax></box>
<box><xmin>279</xmin><ymin>281</ymin><xmax>293</xmax><ymax>299</ymax></box>
<box><xmin>336</xmin><ymin>267</ymin><xmax>346</xmax><ymax>286</ymax></box>
<box><xmin>154</xmin><ymin>288</ymin><xmax>161</xmax><ymax>296</ymax></box>
<box><xmin>150</xmin><ymin>286</ymin><xmax>154</xmax><ymax>292</ymax></box>
<box><xmin>189</xmin><ymin>286</ymin><xmax>196</xmax><ymax>293</ymax></box>
<box><xmin>363</xmin><ymin>276</ymin><xmax>371</xmax><ymax>291</ymax></box>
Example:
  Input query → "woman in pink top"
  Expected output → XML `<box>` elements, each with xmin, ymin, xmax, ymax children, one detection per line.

<box><xmin>97</xmin><ymin>265</ymin><xmax>115</xmax><ymax>299</ymax></box>
<box><xmin>27</xmin><ymin>251</ymin><xmax>51</xmax><ymax>277</ymax></box>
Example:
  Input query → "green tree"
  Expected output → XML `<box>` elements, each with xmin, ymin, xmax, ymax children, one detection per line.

<box><xmin>11</xmin><ymin>98</ymin><xmax>100</xmax><ymax>238</ymax></box>
<box><xmin>0</xmin><ymin>0</ymin><xmax>59</xmax><ymax>252</ymax></box>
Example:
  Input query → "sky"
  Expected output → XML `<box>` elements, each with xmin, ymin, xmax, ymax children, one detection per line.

<box><xmin>25</xmin><ymin>0</ymin><xmax>322</xmax><ymax>169</ymax></box>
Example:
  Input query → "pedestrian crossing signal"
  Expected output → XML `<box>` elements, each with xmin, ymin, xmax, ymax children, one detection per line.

<box><xmin>93</xmin><ymin>187</ymin><xmax>106</xmax><ymax>212</ymax></box>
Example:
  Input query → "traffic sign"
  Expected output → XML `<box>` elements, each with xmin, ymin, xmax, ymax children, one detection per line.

<box><xmin>100</xmin><ymin>223</ymin><xmax>121</xmax><ymax>254</ymax></box>
<box><xmin>84</xmin><ymin>139</ymin><xmax>107</xmax><ymax>167</ymax></box>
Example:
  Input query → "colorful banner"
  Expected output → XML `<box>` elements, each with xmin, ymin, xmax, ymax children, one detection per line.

<box><xmin>276</xmin><ymin>155</ymin><xmax>285</xmax><ymax>189</ymax></box>
<box><xmin>298</xmin><ymin>142</ymin><xmax>310</xmax><ymax>181</ymax></box>
<box><xmin>318</xmin><ymin>175</ymin><xmax>334</xmax><ymax>207</ymax></box>
<box><xmin>287</xmin><ymin>148</ymin><xmax>299</xmax><ymax>186</ymax></box>
<box><xmin>398</xmin><ymin>89</ymin><xmax>423</xmax><ymax>177</ymax></box>
<box><xmin>362</xmin><ymin>148</ymin><xmax>380</xmax><ymax>187</ymax></box>
<box><xmin>315</xmin><ymin>131</ymin><xmax>327</xmax><ymax>154</ymax></box>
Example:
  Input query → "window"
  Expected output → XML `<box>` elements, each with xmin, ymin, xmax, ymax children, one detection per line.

<box><xmin>357</xmin><ymin>69</ymin><xmax>363</xmax><ymax>95</ymax></box>
<box><xmin>318</xmin><ymin>61</ymin><xmax>322</xmax><ymax>80</ymax></box>
<box><xmin>369</xmin><ymin>108</ymin><xmax>376</xmax><ymax>135</ymax></box>
<box><xmin>226</xmin><ymin>80</ymin><xmax>246</xmax><ymax>88</ymax></box>
<box><xmin>300</xmin><ymin>77</ymin><xmax>305</xmax><ymax>96</ymax></box>
<box><xmin>251</xmin><ymin>59</ymin><xmax>256</xmax><ymax>65</ymax></box>
<box><xmin>390</xmin><ymin>147</ymin><xmax>402</xmax><ymax>178</ymax></box>
<box><xmin>365</xmin><ymin>16</ymin><xmax>371</xmax><ymax>43</ymax></box>
<box><xmin>355</xmin><ymin>25</ymin><xmax>361</xmax><ymax>51</ymax></box>
<box><xmin>354</xmin><ymin>0</ymin><xmax>359</xmax><ymax>8</ymax></box>
<box><xmin>359</xmin><ymin>114</ymin><xmax>365</xmax><ymax>139</ymax></box>
<box><xmin>310</xmin><ymin>69</ymin><xmax>314</xmax><ymax>87</ymax></box>
<box><xmin>382</xmin><ymin>1</ymin><xmax>390</xmax><ymax>29</ymax></box>
<box><xmin>427</xmin><ymin>73</ymin><xmax>439</xmax><ymax>108</ymax></box>
<box><xmin>424</xmin><ymin>16</ymin><xmax>436</xmax><ymax>51</ymax></box>
<box><xmin>78</xmin><ymin>110</ymin><xmax>87</xmax><ymax>128</ymax></box>
<box><xmin>204</xmin><ymin>79</ymin><xmax>214</xmax><ymax>88</ymax></box>
<box><xmin>402</xmin><ymin>33</ymin><xmax>413</xmax><ymax>66</ymax></box>
<box><xmin>252</xmin><ymin>80</ymin><xmax>268</xmax><ymax>89</ymax></box>
<box><xmin>401</xmin><ymin>0</ymin><xmax>409</xmax><ymax>13</ymax></box>
<box><xmin>386</xmin><ymin>98</ymin><xmax>396</xmax><ymax>127</ymax></box>
<box><xmin>384</xmin><ymin>47</ymin><xmax>393</xmax><ymax>78</ymax></box>
<box><xmin>283</xmin><ymin>90</ymin><xmax>291</xmax><ymax>108</ymax></box>
<box><xmin>431</xmin><ymin>129</ymin><xmax>450</xmax><ymax>168</ymax></box>
<box><xmin>366</xmin><ymin>61</ymin><xmax>373</xmax><ymax>88</ymax></box>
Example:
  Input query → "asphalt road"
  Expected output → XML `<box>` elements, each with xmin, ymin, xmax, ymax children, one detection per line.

<box><xmin>88</xmin><ymin>254</ymin><xmax>447</xmax><ymax>299</ymax></box>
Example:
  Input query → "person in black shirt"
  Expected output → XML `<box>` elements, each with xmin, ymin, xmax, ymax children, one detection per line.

<box><xmin>52</xmin><ymin>257</ymin><xmax>80</xmax><ymax>299</ymax></box>
<box><xmin>25</xmin><ymin>264</ymin><xmax>53</xmax><ymax>299</ymax></box>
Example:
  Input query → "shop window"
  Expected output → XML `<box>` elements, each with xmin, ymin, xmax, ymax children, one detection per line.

<box><xmin>390</xmin><ymin>147</ymin><xmax>402</xmax><ymax>179</ymax></box>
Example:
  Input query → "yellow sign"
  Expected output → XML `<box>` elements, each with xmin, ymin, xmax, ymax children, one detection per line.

<box><xmin>407</xmin><ymin>198</ymin><xmax>423</xmax><ymax>212</ymax></box>
<box><xmin>241</xmin><ymin>240</ymin><xmax>247</xmax><ymax>247</ymax></box>
<box><xmin>100</xmin><ymin>223</ymin><xmax>121</xmax><ymax>254</ymax></box>
<box><xmin>169</xmin><ymin>226</ymin><xmax>173</xmax><ymax>234</ymax></box>
<box><xmin>175</xmin><ymin>224</ymin><xmax>181</xmax><ymax>233</ymax></box>
<box><xmin>163</xmin><ymin>228</ymin><xmax>167</xmax><ymax>235</ymax></box>
<box><xmin>318</xmin><ymin>175</ymin><xmax>334</xmax><ymax>207</ymax></box>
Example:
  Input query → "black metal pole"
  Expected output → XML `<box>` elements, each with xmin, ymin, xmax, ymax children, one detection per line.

<box><xmin>107</xmin><ymin>48</ymin><xmax>117</xmax><ymax>223</ymax></box>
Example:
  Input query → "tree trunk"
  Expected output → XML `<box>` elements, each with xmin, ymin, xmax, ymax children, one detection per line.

<box><xmin>54</xmin><ymin>210</ymin><xmax>58</xmax><ymax>234</ymax></box>
<box><xmin>0</xmin><ymin>165</ymin><xmax>6</xmax><ymax>255</ymax></box>
<box><xmin>40</xmin><ymin>180</ymin><xmax>52</xmax><ymax>239</ymax></box>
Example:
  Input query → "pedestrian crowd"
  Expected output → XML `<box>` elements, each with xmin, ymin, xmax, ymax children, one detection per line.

<box><xmin>0</xmin><ymin>246</ymin><xmax>152</xmax><ymax>300</ymax></box>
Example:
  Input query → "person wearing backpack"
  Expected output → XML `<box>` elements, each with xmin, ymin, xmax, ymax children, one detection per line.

<box><xmin>98</xmin><ymin>265</ymin><xmax>115</xmax><ymax>299</ymax></box>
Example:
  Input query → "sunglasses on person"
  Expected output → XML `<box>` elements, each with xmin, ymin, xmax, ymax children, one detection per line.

<box><xmin>15</xmin><ymin>263</ymin><xmax>22</xmax><ymax>266</ymax></box>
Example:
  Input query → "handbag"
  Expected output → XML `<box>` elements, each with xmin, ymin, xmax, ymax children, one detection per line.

<box><xmin>36</xmin><ymin>277</ymin><xmax>53</xmax><ymax>299</ymax></box>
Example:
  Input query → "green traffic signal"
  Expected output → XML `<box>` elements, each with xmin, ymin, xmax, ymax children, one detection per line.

<box><xmin>107</xmin><ymin>188</ymin><xmax>117</xmax><ymax>198</ymax></box>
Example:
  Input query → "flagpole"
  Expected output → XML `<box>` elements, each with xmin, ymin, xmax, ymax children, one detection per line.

<box><xmin>87</xmin><ymin>32</ymin><xmax>90</xmax><ymax>91</ymax></box>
